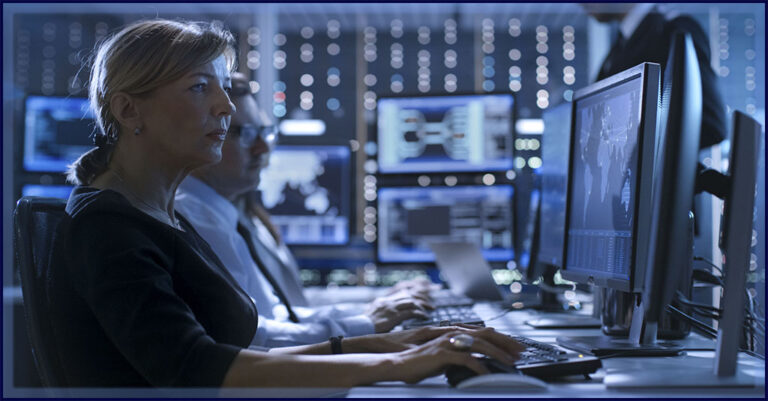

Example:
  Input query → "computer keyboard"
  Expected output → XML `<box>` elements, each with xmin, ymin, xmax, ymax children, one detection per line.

<box><xmin>401</xmin><ymin>305</ymin><xmax>484</xmax><ymax>329</ymax></box>
<box><xmin>445</xmin><ymin>336</ymin><xmax>602</xmax><ymax>386</ymax></box>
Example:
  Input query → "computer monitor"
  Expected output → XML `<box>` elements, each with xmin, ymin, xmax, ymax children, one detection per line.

<box><xmin>561</xmin><ymin>62</ymin><xmax>660</xmax><ymax>294</ymax></box>
<box><xmin>23</xmin><ymin>96</ymin><xmax>95</xmax><ymax>172</ymax></box>
<box><xmin>258</xmin><ymin>145</ymin><xmax>350</xmax><ymax>245</ymax></box>
<box><xmin>377</xmin><ymin>94</ymin><xmax>514</xmax><ymax>173</ymax></box>
<box><xmin>377</xmin><ymin>185</ymin><xmax>514</xmax><ymax>263</ymax></box>
<box><xmin>556</xmin><ymin>62</ymin><xmax>671</xmax><ymax>356</ymax></box>
<box><xmin>531</xmin><ymin>102</ymin><xmax>573</xmax><ymax>281</ymax></box>
<box><xmin>639</xmin><ymin>31</ymin><xmax>702</xmax><ymax>345</ymax></box>
<box><xmin>714</xmin><ymin>110</ymin><xmax>762</xmax><ymax>378</ymax></box>
<box><xmin>21</xmin><ymin>184</ymin><xmax>74</xmax><ymax>199</ymax></box>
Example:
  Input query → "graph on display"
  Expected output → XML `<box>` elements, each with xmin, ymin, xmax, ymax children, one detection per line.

<box><xmin>377</xmin><ymin>94</ymin><xmax>514</xmax><ymax>173</ymax></box>
<box><xmin>259</xmin><ymin>146</ymin><xmax>350</xmax><ymax>245</ymax></box>
<box><xmin>377</xmin><ymin>185</ymin><xmax>514</xmax><ymax>262</ymax></box>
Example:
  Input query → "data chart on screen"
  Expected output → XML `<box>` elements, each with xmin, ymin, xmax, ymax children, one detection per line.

<box><xmin>377</xmin><ymin>94</ymin><xmax>514</xmax><ymax>173</ymax></box>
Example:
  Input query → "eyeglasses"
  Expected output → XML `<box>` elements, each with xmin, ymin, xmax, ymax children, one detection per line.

<box><xmin>228</xmin><ymin>124</ymin><xmax>278</xmax><ymax>148</ymax></box>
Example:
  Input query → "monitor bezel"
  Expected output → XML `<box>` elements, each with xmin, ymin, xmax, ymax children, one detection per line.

<box><xmin>561</xmin><ymin>62</ymin><xmax>661</xmax><ymax>294</ymax></box>
<box><xmin>374</xmin><ymin>91</ymin><xmax>516</xmax><ymax>174</ymax></box>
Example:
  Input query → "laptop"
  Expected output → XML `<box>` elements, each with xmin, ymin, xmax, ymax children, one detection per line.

<box><xmin>402</xmin><ymin>241</ymin><xmax>540</xmax><ymax>329</ymax></box>
<box><xmin>429</xmin><ymin>241</ymin><xmax>507</xmax><ymax>302</ymax></box>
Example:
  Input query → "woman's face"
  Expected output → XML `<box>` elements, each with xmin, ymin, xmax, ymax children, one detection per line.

<box><xmin>135</xmin><ymin>54</ymin><xmax>235</xmax><ymax>170</ymax></box>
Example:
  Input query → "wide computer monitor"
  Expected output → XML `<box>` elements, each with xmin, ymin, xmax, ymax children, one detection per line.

<box><xmin>377</xmin><ymin>94</ymin><xmax>514</xmax><ymax>173</ymax></box>
<box><xmin>23</xmin><ymin>96</ymin><xmax>95</xmax><ymax>172</ymax></box>
<box><xmin>377</xmin><ymin>185</ymin><xmax>514</xmax><ymax>263</ymax></box>
<box><xmin>258</xmin><ymin>145</ymin><xmax>350</xmax><ymax>245</ymax></box>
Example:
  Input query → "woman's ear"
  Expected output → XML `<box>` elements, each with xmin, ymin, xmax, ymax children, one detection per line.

<box><xmin>110</xmin><ymin>92</ymin><xmax>141</xmax><ymax>130</ymax></box>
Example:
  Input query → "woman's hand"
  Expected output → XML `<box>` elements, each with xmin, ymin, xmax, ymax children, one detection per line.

<box><xmin>343</xmin><ymin>325</ymin><xmax>523</xmax><ymax>362</ymax></box>
<box><xmin>381</xmin><ymin>327</ymin><xmax>525</xmax><ymax>384</ymax></box>
<box><xmin>344</xmin><ymin>325</ymin><xmax>464</xmax><ymax>353</ymax></box>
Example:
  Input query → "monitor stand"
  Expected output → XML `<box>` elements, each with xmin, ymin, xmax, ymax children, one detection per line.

<box><xmin>556</xmin><ymin>295</ymin><xmax>683</xmax><ymax>357</ymax></box>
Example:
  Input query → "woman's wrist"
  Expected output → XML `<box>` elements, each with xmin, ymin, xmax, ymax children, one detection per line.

<box><xmin>350</xmin><ymin>353</ymin><xmax>401</xmax><ymax>386</ymax></box>
<box><xmin>335</xmin><ymin>335</ymin><xmax>369</xmax><ymax>353</ymax></box>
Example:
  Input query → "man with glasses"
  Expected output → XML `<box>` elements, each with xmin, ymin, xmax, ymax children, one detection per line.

<box><xmin>176</xmin><ymin>72</ymin><xmax>433</xmax><ymax>349</ymax></box>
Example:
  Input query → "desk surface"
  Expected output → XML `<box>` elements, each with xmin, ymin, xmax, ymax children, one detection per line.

<box><xmin>346</xmin><ymin>302</ymin><xmax>766</xmax><ymax>398</ymax></box>
<box><xmin>5</xmin><ymin>290</ymin><xmax>764</xmax><ymax>398</ymax></box>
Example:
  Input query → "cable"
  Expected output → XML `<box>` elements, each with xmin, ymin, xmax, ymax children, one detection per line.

<box><xmin>692</xmin><ymin>268</ymin><xmax>724</xmax><ymax>286</ymax></box>
<box><xmin>666</xmin><ymin>304</ymin><xmax>717</xmax><ymax>339</ymax></box>
<box><xmin>483</xmin><ymin>309</ymin><xmax>514</xmax><ymax>322</ymax></box>
<box><xmin>693</xmin><ymin>256</ymin><xmax>723</xmax><ymax>275</ymax></box>
<box><xmin>537</xmin><ymin>281</ymin><xmax>575</xmax><ymax>294</ymax></box>
<box><xmin>676</xmin><ymin>290</ymin><xmax>723</xmax><ymax>313</ymax></box>
<box><xmin>741</xmin><ymin>349</ymin><xmax>766</xmax><ymax>361</ymax></box>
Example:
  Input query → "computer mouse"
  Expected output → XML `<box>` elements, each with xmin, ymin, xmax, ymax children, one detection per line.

<box><xmin>456</xmin><ymin>373</ymin><xmax>548</xmax><ymax>390</ymax></box>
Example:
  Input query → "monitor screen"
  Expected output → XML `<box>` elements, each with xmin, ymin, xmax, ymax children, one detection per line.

<box><xmin>377</xmin><ymin>94</ymin><xmax>514</xmax><ymax>173</ymax></box>
<box><xmin>565</xmin><ymin>74</ymin><xmax>645</xmax><ymax>284</ymax></box>
<box><xmin>24</xmin><ymin>96</ymin><xmax>95</xmax><ymax>172</ymax></box>
<box><xmin>258</xmin><ymin>146</ymin><xmax>350</xmax><ymax>245</ymax></box>
<box><xmin>21</xmin><ymin>184</ymin><xmax>74</xmax><ymax>199</ymax></box>
<box><xmin>377</xmin><ymin>185</ymin><xmax>514</xmax><ymax>263</ymax></box>
<box><xmin>537</xmin><ymin>102</ymin><xmax>573</xmax><ymax>269</ymax></box>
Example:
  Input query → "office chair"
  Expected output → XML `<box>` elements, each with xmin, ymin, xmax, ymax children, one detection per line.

<box><xmin>13</xmin><ymin>196</ymin><xmax>68</xmax><ymax>387</ymax></box>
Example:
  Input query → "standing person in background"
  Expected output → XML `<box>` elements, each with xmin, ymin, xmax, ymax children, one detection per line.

<box><xmin>176</xmin><ymin>72</ymin><xmax>436</xmax><ymax>348</ymax></box>
<box><xmin>583</xmin><ymin>3</ymin><xmax>727</xmax><ymax>148</ymax></box>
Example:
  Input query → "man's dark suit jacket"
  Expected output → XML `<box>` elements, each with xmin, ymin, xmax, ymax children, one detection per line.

<box><xmin>597</xmin><ymin>12</ymin><xmax>727</xmax><ymax>148</ymax></box>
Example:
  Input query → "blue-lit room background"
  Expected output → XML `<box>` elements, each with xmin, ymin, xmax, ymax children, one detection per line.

<box><xmin>2</xmin><ymin>3</ymin><xmax>765</xmax><ymax>386</ymax></box>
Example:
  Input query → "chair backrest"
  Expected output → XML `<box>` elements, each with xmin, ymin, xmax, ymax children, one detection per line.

<box><xmin>13</xmin><ymin>196</ymin><xmax>68</xmax><ymax>387</ymax></box>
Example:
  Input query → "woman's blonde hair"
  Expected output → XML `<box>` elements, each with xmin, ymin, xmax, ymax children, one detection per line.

<box><xmin>67</xmin><ymin>19</ymin><xmax>236</xmax><ymax>185</ymax></box>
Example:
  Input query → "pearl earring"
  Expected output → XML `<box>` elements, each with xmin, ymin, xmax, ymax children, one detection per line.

<box><xmin>134</xmin><ymin>127</ymin><xmax>141</xmax><ymax>135</ymax></box>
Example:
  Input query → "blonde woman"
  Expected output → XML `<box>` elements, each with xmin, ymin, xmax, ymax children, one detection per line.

<box><xmin>55</xmin><ymin>19</ymin><xmax>522</xmax><ymax>387</ymax></box>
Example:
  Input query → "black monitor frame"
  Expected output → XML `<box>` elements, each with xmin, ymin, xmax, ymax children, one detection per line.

<box><xmin>715</xmin><ymin>110</ymin><xmax>762</xmax><ymax>377</ymax></box>
<box><xmin>561</xmin><ymin>62</ymin><xmax>661</xmax><ymax>294</ymax></box>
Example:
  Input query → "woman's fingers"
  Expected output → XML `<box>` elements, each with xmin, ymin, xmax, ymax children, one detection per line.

<box><xmin>464</xmin><ymin>336</ymin><xmax>518</xmax><ymax>365</ymax></box>
<box><xmin>448</xmin><ymin>325</ymin><xmax>526</xmax><ymax>355</ymax></box>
